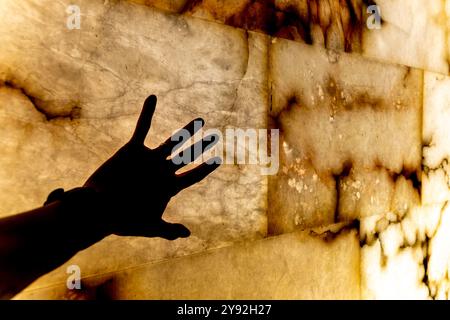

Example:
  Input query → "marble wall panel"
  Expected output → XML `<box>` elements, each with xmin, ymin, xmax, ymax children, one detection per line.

<box><xmin>0</xmin><ymin>0</ymin><xmax>268</xmax><ymax>289</ymax></box>
<box><xmin>130</xmin><ymin>0</ymin><xmax>366</xmax><ymax>52</ymax></box>
<box><xmin>268</xmin><ymin>37</ymin><xmax>422</xmax><ymax>234</ymax></box>
<box><xmin>15</xmin><ymin>227</ymin><xmax>360</xmax><ymax>299</ymax></box>
<box><xmin>130</xmin><ymin>0</ymin><xmax>450</xmax><ymax>74</ymax></box>
<box><xmin>360</xmin><ymin>203</ymin><xmax>450</xmax><ymax>299</ymax></box>
<box><xmin>362</xmin><ymin>0</ymin><xmax>449</xmax><ymax>75</ymax></box>
<box><xmin>423</xmin><ymin>72</ymin><xmax>450</xmax><ymax>205</ymax></box>
<box><xmin>2</xmin><ymin>0</ymin><xmax>450</xmax><ymax>300</ymax></box>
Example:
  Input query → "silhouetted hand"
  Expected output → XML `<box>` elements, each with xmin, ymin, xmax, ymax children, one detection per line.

<box><xmin>83</xmin><ymin>95</ymin><xmax>220</xmax><ymax>240</ymax></box>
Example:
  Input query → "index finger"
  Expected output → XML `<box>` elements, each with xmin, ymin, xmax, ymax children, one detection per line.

<box><xmin>130</xmin><ymin>95</ymin><xmax>157</xmax><ymax>145</ymax></box>
<box><xmin>156</xmin><ymin>117</ymin><xmax>204</xmax><ymax>155</ymax></box>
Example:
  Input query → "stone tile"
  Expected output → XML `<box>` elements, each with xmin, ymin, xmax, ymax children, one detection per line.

<box><xmin>0</xmin><ymin>0</ymin><xmax>268</xmax><ymax>288</ymax></box>
<box><xmin>185</xmin><ymin>0</ymin><xmax>365</xmax><ymax>52</ymax></box>
<box><xmin>362</xmin><ymin>0</ymin><xmax>449</xmax><ymax>74</ymax></box>
<box><xmin>360</xmin><ymin>203</ymin><xmax>450</xmax><ymax>299</ymax></box>
<box><xmin>268</xmin><ymin>38</ymin><xmax>422</xmax><ymax>234</ymax></box>
<box><xmin>130</xmin><ymin>0</ymin><xmax>450</xmax><ymax>75</ymax></box>
<box><xmin>15</xmin><ymin>227</ymin><xmax>360</xmax><ymax>299</ymax></box>
<box><xmin>423</xmin><ymin>72</ymin><xmax>450</xmax><ymax>205</ymax></box>
<box><xmin>130</xmin><ymin>0</ymin><xmax>366</xmax><ymax>52</ymax></box>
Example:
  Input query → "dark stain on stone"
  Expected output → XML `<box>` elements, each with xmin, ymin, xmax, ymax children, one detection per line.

<box><xmin>183</xmin><ymin>0</ymin><xmax>367</xmax><ymax>52</ymax></box>
<box><xmin>286</xmin><ymin>95</ymin><xmax>299</xmax><ymax>110</ymax></box>
<box><xmin>64</xmin><ymin>278</ymin><xmax>115</xmax><ymax>300</ymax></box>
<box><xmin>333</xmin><ymin>160</ymin><xmax>353</xmax><ymax>222</ymax></box>
<box><xmin>375</xmin><ymin>165</ymin><xmax>422</xmax><ymax>197</ymax></box>
<box><xmin>359</xmin><ymin>201</ymin><xmax>448</xmax><ymax>299</ymax></box>
<box><xmin>374</xmin><ymin>161</ymin><xmax>422</xmax><ymax>197</ymax></box>
<box><xmin>273</xmin><ymin>5</ymin><xmax>313</xmax><ymax>45</ymax></box>
<box><xmin>180</xmin><ymin>0</ymin><xmax>203</xmax><ymax>14</ymax></box>
<box><xmin>286</xmin><ymin>95</ymin><xmax>296</xmax><ymax>106</ymax></box>
<box><xmin>395</xmin><ymin>167</ymin><xmax>421</xmax><ymax>194</ymax></box>
<box><xmin>421</xmin><ymin>235</ymin><xmax>431</xmax><ymax>296</ymax></box>
<box><xmin>423</xmin><ymin>159</ymin><xmax>450</xmax><ymax>197</ymax></box>
<box><xmin>402</xmin><ymin>67</ymin><xmax>412</xmax><ymax>85</ymax></box>
<box><xmin>359</xmin><ymin>227</ymin><xmax>378</xmax><ymax>247</ymax></box>
<box><xmin>242</xmin><ymin>29</ymin><xmax>251</xmax><ymax>75</ymax></box>
<box><xmin>422</xmin><ymin>137</ymin><xmax>432</xmax><ymax>150</ymax></box>
<box><xmin>270</xmin><ymin>113</ymin><xmax>283</xmax><ymax>135</ymax></box>
<box><xmin>417</xmin><ymin>201</ymin><xmax>448</xmax><ymax>299</ymax></box>
<box><xmin>310</xmin><ymin>219</ymin><xmax>360</xmax><ymax>243</ymax></box>
<box><xmin>325</xmin><ymin>75</ymin><xmax>384</xmax><ymax>111</ymax></box>
<box><xmin>352</xmin><ymin>92</ymin><xmax>383</xmax><ymax>111</ymax></box>
<box><xmin>344</xmin><ymin>0</ymin><xmax>363</xmax><ymax>51</ymax></box>
<box><xmin>223</xmin><ymin>0</ymin><xmax>313</xmax><ymax>45</ymax></box>
<box><xmin>270</xmin><ymin>92</ymin><xmax>302</xmax><ymax>130</ymax></box>
<box><xmin>1</xmin><ymin>79</ymin><xmax>81</xmax><ymax>121</ymax></box>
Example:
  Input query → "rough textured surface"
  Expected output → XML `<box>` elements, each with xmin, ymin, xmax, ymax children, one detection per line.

<box><xmin>15</xmin><ymin>228</ymin><xmax>360</xmax><ymax>299</ymax></box>
<box><xmin>0</xmin><ymin>0</ymin><xmax>268</xmax><ymax>289</ymax></box>
<box><xmin>268</xmin><ymin>38</ymin><xmax>422</xmax><ymax>234</ymax></box>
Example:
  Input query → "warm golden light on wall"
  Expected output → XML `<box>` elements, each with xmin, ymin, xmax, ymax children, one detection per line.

<box><xmin>0</xmin><ymin>0</ymin><xmax>449</xmax><ymax>299</ymax></box>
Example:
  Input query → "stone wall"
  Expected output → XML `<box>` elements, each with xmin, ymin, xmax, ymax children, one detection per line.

<box><xmin>0</xmin><ymin>0</ymin><xmax>449</xmax><ymax>299</ymax></box>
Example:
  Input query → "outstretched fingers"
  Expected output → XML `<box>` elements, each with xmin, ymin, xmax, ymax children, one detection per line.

<box><xmin>123</xmin><ymin>220</ymin><xmax>191</xmax><ymax>240</ymax></box>
<box><xmin>175</xmin><ymin>157</ymin><xmax>221</xmax><ymax>193</ymax></box>
<box><xmin>156</xmin><ymin>118</ymin><xmax>205</xmax><ymax>156</ymax></box>
<box><xmin>130</xmin><ymin>95</ymin><xmax>157</xmax><ymax>145</ymax></box>
<box><xmin>170</xmin><ymin>134</ymin><xmax>219</xmax><ymax>170</ymax></box>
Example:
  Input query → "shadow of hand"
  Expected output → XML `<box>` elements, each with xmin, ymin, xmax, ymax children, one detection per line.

<box><xmin>83</xmin><ymin>95</ymin><xmax>221</xmax><ymax>240</ymax></box>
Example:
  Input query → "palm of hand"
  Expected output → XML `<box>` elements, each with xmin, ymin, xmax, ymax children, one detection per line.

<box><xmin>84</xmin><ymin>95</ymin><xmax>220</xmax><ymax>240</ymax></box>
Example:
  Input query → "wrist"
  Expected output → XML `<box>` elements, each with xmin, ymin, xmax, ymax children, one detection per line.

<box><xmin>44</xmin><ymin>187</ymin><xmax>114</xmax><ymax>247</ymax></box>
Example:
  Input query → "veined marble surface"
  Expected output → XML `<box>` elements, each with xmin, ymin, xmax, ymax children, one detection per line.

<box><xmin>358</xmin><ymin>70</ymin><xmax>450</xmax><ymax>300</ymax></box>
<box><xmin>131</xmin><ymin>0</ymin><xmax>450</xmax><ymax>75</ymax></box>
<box><xmin>15</xmin><ymin>227</ymin><xmax>360</xmax><ymax>299</ymax></box>
<box><xmin>0</xmin><ymin>0</ymin><xmax>268</xmax><ymax>289</ymax></box>
<box><xmin>0</xmin><ymin>0</ymin><xmax>449</xmax><ymax>300</ymax></box>
<box><xmin>268</xmin><ymin>37</ymin><xmax>422</xmax><ymax>234</ymax></box>
<box><xmin>131</xmin><ymin>0</ymin><xmax>366</xmax><ymax>52</ymax></box>
<box><xmin>361</xmin><ymin>203</ymin><xmax>450</xmax><ymax>299</ymax></box>
<box><xmin>362</xmin><ymin>0</ymin><xmax>450</xmax><ymax>75</ymax></box>
<box><xmin>423</xmin><ymin>72</ymin><xmax>450</xmax><ymax>205</ymax></box>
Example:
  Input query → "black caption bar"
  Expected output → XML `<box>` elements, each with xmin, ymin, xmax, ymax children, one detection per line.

<box><xmin>0</xmin><ymin>300</ymin><xmax>443</xmax><ymax>319</ymax></box>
